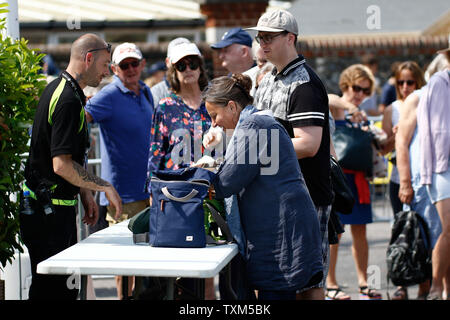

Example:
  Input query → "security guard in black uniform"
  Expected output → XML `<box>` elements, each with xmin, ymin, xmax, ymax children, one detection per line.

<box><xmin>20</xmin><ymin>34</ymin><xmax>122</xmax><ymax>300</ymax></box>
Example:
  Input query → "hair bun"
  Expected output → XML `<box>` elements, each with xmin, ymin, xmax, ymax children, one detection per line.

<box><xmin>231</xmin><ymin>74</ymin><xmax>252</xmax><ymax>95</ymax></box>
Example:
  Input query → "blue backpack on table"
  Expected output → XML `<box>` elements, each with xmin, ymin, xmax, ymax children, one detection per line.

<box><xmin>149</xmin><ymin>167</ymin><xmax>216</xmax><ymax>248</ymax></box>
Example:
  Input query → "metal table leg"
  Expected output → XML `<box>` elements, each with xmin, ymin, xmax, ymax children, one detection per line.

<box><xmin>166</xmin><ymin>278</ymin><xmax>174</xmax><ymax>300</ymax></box>
<box><xmin>79</xmin><ymin>275</ymin><xmax>87</xmax><ymax>300</ymax></box>
<box><xmin>122</xmin><ymin>276</ymin><xmax>129</xmax><ymax>299</ymax></box>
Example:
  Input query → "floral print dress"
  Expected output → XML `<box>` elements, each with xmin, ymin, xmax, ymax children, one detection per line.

<box><xmin>148</xmin><ymin>92</ymin><xmax>211</xmax><ymax>174</ymax></box>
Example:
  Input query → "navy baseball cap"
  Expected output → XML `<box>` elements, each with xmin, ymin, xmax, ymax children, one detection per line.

<box><xmin>211</xmin><ymin>27</ymin><xmax>253</xmax><ymax>49</ymax></box>
<box><xmin>148</xmin><ymin>61</ymin><xmax>167</xmax><ymax>76</ymax></box>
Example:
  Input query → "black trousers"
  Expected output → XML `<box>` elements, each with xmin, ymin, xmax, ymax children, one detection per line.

<box><xmin>19</xmin><ymin>197</ymin><xmax>79</xmax><ymax>300</ymax></box>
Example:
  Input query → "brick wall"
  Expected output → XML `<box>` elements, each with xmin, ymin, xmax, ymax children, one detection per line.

<box><xmin>200</xmin><ymin>1</ymin><xmax>268</xmax><ymax>28</ymax></box>
<box><xmin>298</xmin><ymin>35</ymin><xmax>448</xmax><ymax>94</ymax></box>
<box><xmin>36</xmin><ymin>34</ymin><xmax>447</xmax><ymax>94</ymax></box>
<box><xmin>199</xmin><ymin>0</ymin><xmax>268</xmax><ymax>77</ymax></box>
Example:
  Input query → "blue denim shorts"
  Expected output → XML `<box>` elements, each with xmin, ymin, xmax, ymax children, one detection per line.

<box><xmin>426</xmin><ymin>166</ymin><xmax>450</xmax><ymax>204</ymax></box>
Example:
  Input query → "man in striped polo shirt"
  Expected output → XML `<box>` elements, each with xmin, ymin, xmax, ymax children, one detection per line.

<box><xmin>249</xmin><ymin>9</ymin><xmax>332</xmax><ymax>300</ymax></box>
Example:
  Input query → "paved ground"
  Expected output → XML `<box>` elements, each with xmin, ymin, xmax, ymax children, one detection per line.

<box><xmin>330</xmin><ymin>218</ymin><xmax>421</xmax><ymax>300</ymax></box>
<box><xmin>90</xmin><ymin>197</ymin><xmax>424</xmax><ymax>300</ymax></box>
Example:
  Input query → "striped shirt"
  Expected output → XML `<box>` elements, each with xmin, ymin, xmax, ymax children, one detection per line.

<box><xmin>254</xmin><ymin>55</ymin><xmax>332</xmax><ymax>206</ymax></box>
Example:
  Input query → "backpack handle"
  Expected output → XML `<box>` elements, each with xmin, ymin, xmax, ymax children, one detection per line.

<box><xmin>205</xmin><ymin>202</ymin><xmax>234</xmax><ymax>243</ymax></box>
<box><xmin>161</xmin><ymin>187</ymin><xmax>198</xmax><ymax>202</ymax></box>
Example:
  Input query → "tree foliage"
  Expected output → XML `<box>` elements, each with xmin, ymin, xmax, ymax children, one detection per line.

<box><xmin>0</xmin><ymin>3</ymin><xmax>46</xmax><ymax>269</ymax></box>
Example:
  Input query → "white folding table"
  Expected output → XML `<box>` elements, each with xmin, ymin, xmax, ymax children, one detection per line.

<box><xmin>37</xmin><ymin>221</ymin><xmax>238</xmax><ymax>299</ymax></box>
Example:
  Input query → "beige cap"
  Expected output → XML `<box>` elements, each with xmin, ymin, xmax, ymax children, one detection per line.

<box><xmin>112</xmin><ymin>42</ymin><xmax>143</xmax><ymax>64</ymax></box>
<box><xmin>247</xmin><ymin>9</ymin><xmax>298</xmax><ymax>35</ymax></box>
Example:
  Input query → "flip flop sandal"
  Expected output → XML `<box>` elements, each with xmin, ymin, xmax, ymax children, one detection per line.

<box><xmin>392</xmin><ymin>287</ymin><xmax>408</xmax><ymax>300</ymax></box>
<box><xmin>325</xmin><ymin>287</ymin><xmax>351</xmax><ymax>300</ymax></box>
<box><xmin>359</xmin><ymin>286</ymin><xmax>382</xmax><ymax>300</ymax></box>
<box><xmin>426</xmin><ymin>293</ymin><xmax>442</xmax><ymax>300</ymax></box>
<box><xmin>415</xmin><ymin>292</ymin><xmax>428</xmax><ymax>300</ymax></box>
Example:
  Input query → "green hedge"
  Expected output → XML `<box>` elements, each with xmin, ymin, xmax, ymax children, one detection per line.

<box><xmin>0</xmin><ymin>3</ymin><xmax>46</xmax><ymax>269</ymax></box>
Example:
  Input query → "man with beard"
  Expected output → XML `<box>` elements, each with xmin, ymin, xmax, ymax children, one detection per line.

<box><xmin>20</xmin><ymin>33</ymin><xmax>122</xmax><ymax>300</ymax></box>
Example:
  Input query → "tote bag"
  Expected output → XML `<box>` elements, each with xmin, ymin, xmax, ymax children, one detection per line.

<box><xmin>332</xmin><ymin>123</ymin><xmax>374</xmax><ymax>176</ymax></box>
<box><xmin>149</xmin><ymin>167</ymin><xmax>216</xmax><ymax>248</ymax></box>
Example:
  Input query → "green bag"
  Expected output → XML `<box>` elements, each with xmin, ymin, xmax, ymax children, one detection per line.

<box><xmin>128</xmin><ymin>206</ymin><xmax>150</xmax><ymax>244</ymax></box>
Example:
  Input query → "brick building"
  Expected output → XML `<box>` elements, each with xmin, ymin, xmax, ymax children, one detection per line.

<box><xmin>15</xmin><ymin>0</ymin><xmax>449</xmax><ymax>90</ymax></box>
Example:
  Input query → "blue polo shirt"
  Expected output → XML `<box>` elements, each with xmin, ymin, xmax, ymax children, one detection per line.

<box><xmin>85</xmin><ymin>76</ymin><xmax>154</xmax><ymax>206</ymax></box>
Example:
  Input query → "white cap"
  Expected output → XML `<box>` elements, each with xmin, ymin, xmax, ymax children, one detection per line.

<box><xmin>112</xmin><ymin>42</ymin><xmax>143</xmax><ymax>64</ymax></box>
<box><xmin>167</xmin><ymin>37</ymin><xmax>191</xmax><ymax>58</ymax></box>
<box><xmin>168</xmin><ymin>42</ymin><xmax>202</xmax><ymax>64</ymax></box>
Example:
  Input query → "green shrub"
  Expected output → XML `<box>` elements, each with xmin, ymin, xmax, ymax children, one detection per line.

<box><xmin>0</xmin><ymin>3</ymin><xmax>46</xmax><ymax>269</ymax></box>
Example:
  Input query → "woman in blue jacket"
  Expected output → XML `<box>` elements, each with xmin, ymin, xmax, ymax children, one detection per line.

<box><xmin>202</xmin><ymin>74</ymin><xmax>323</xmax><ymax>300</ymax></box>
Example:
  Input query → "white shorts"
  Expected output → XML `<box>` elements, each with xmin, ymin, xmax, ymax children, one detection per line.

<box><xmin>426</xmin><ymin>166</ymin><xmax>450</xmax><ymax>204</ymax></box>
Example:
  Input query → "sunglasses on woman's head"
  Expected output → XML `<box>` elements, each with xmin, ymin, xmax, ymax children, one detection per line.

<box><xmin>397</xmin><ymin>80</ymin><xmax>416</xmax><ymax>86</ymax></box>
<box><xmin>119</xmin><ymin>60</ymin><xmax>140</xmax><ymax>71</ymax></box>
<box><xmin>352</xmin><ymin>85</ymin><xmax>371</xmax><ymax>95</ymax></box>
<box><xmin>175</xmin><ymin>59</ymin><xmax>199</xmax><ymax>72</ymax></box>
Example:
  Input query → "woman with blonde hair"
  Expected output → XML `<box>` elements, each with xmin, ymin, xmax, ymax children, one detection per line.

<box><xmin>326</xmin><ymin>64</ymin><xmax>382</xmax><ymax>300</ymax></box>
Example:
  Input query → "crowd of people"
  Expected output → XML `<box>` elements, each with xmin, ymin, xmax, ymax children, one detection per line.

<box><xmin>19</xmin><ymin>9</ymin><xmax>449</xmax><ymax>301</ymax></box>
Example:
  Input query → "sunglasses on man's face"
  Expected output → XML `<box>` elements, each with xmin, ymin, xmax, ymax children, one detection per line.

<box><xmin>175</xmin><ymin>59</ymin><xmax>199</xmax><ymax>72</ymax></box>
<box><xmin>352</xmin><ymin>85</ymin><xmax>371</xmax><ymax>95</ymax></box>
<box><xmin>119</xmin><ymin>60</ymin><xmax>141</xmax><ymax>71</ymax></box>
<box><xmin>397</xmin><ymin>80</ymin><xmax>416</xmax><ymax>87</ymax></box>
<box><xmin>87</xmin><ymin>43</ymin><xmax>112</xmax><ymax>54</ymax></box>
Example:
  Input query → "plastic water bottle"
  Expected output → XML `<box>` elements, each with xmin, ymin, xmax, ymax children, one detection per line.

<box><xmin>21</xmin><ymin>190</ymin><xmax>34</xmax><ymax>215</ymax></box>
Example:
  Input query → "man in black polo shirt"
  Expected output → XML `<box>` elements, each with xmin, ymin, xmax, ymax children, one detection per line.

<box><xmin>249</xmin><ymin>10</ymin><xmax>332</xmax><ymax>300</ymax></box>
<box><xmin>20</xmin><ymin>34</ymin><xmax>122</xmax><ymax>300</ymax></box>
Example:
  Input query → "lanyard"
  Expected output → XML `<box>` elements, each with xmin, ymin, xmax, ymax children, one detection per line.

<box><xmin>61</xmin><ymin>71</ymin><xmax>86</xmax><ymax>108</ymax></box>
<box><xmin>60</xmin><ymin>71</ymin><xmax>89</xmax><ymax>165</ymax></box>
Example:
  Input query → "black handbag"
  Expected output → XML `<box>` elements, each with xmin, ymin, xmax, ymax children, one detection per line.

<box><xmin>330</xmin><ymin>155</ymin><xmax>355</xmax><ymax>214</ymax></box>
<box><xmin>332</xmin><ymin>121</ymin><xmax>374</xmax><ymax>176</ymax></box>
<box><xmin>328</xmin><ymin>208</ymin><xmax>345</xmax><ymax>245</ymax></box>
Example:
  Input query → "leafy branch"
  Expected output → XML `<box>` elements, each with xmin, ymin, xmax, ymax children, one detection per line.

<box><xmin>0</xmin><ymin>3</ymin><xmax>46</xmax><ymax>269</ymax></box>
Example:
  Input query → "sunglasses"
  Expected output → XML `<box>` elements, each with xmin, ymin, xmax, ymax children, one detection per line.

<box><xmin>86</xmin><ymin>43</ymin><xmax>112</xmax><ymax>54</ymax></box>
<box><xmin>397</xmin><ymin>80</ymin><xmax>416</xmax><ymax>86</ymax></box>
<box><xmin>119</xmin><ymin>60</ymin><xmax>141</xmax><ymax>71</ymax></box>
<box><xmin>352</xmin><ymin>85</ymin><xmax>371</xmax><ymax>95</ymax></box>
<box><xmin>255</xmin><ymin>32</ymin><xmax>287</xmax><ymax>45</ymax></box>
<box><xmin>175</xmin><ymin>59</ymin><xmax>200</xmax><ymax>72</ymax></box>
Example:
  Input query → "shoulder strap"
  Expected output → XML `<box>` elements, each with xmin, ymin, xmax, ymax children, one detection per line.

<box><xmin>205</xmin><ymin>202</ymin><xmax>234</xmax><ymax>244</ymax></box>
